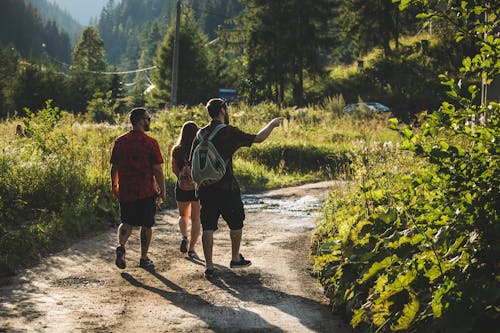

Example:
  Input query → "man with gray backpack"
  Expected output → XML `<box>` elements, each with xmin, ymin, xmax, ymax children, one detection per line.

<box><xmin>190</xmin><ymin>98</ymin><xmax>283</xmax><ymax>278</ymax></box>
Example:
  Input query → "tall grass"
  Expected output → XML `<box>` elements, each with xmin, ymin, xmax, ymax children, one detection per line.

<box><xmin>0</xmin><ymin>100</ymin><xmax>399</xmax><ymax>275</ymax></box>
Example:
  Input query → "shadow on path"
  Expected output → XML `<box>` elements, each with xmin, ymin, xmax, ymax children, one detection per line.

<box><xmin>205</xmin><ymin>268</ymin><xmax>340</xmax><ymax>332</ymax></box>
<box><xmin>121</xmin><ymin>271</ymin><xmax>284</xmax><ymax>332</ymax></box>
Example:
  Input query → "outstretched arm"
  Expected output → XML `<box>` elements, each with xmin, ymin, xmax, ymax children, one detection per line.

<box><xmin>254</xmin><ymin>117</ymin><xmax>284</xmax><ymax>143</ymax></box>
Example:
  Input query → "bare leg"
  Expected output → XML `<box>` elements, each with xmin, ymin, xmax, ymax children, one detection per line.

<box><xmin>189</xmin><ymin>201</ymin><xmax>201</xmax><ymax>252</ymax></box>
<box><xmin>230</xmin><ymin>228</ymin><xmax>242</xmax><ymax>261</ymax></box>
<box><xmin>140</xmin><ymin>227</ymin><xmax>152</xmax><ymax>259</ymax></box>
<box><xmin>202</xmin><ymin>230</ymin><xmax>214</xmax><ymax>269</ymax></box>
<box><xmin>117</xmin><ymin>223</ymin><xmax>133</xmax><ymax>246</ymax></box>
<box><xmin>177</xmin><ymin>201</ymin><xmax>191</xmax><ymax>238</ymax></box>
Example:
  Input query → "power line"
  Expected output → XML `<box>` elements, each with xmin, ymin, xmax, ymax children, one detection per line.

<box><xmin>75</xmin><ymin>65</ymin><xmax>157</xmax><ymax>75</ymax></box>
<box><xmin>43</xmin><ymin>52</ymin><xmax>158</xmax><ymax>75</ymax></box>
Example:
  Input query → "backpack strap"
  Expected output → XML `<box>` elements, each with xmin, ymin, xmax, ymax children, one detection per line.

<box><xmin>197</xmin><ymin>124</ymin><xmax>227</xmax><ymax>142</ymax></box>
<box><xmin>207</xmin><ymin>124</ymin><xmax>227</xmax><ymax>141</ymax></box>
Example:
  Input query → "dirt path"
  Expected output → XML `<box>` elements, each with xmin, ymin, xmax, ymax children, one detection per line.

<box><xmin>0</xmin><ymin>181</ymin><xmax>352</xmax><ymax>333</ymax></box>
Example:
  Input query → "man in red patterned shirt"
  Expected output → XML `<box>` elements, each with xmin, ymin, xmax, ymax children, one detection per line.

<box><xmin>110</xmin><ymin>107</ymin><xmax>166</xmax><ymax>270</ymax></box>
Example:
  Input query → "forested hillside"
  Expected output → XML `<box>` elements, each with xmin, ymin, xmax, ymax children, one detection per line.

<box><xmin>97</xmin><ymin>0</ymin><xmax>243</xmax><ymax>67</ymax></box>
<box><xmin>0</xmin><ymin>0</ymin><xmax>496</xmax><ymax>118</ymax></box>
<box><xmin>27</xmin><ymin>0</ymin><xmax>82</xmax><ymax>44</ymax></box>
<box><xmin>0</xmin><ymin>0</ymin><xmax>71</xmax><ymax>61</ymax></box>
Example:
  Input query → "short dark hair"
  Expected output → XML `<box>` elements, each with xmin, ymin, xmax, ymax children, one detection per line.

<box><xmin>206</xmin><ymin>98</ymin><xmax>226</xmax><ymax>118</ymax></box>
<box><xmin>130</xmin><ymin>107</ymin><xmax>147</xmax><ymax>125</ymax></box>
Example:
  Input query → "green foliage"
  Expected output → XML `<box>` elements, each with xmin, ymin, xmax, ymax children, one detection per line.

<box><xmin>230</xmin><ymin>0</ymin><xmax>337</xmax><ymax>106</ymax></box>
<box><xmin>0</xmin><ymin>0</ymin><xmax>72</xmax><ymax>61</ymax></box>
<box><xmin>339</xmin><ymin>0</ymin><xmax>420</xmax><ymax>58</ymax></box>
<box><xmin>27</xmin><ymin>0</ymin><xmax>82</xmax><ymax>45</ymax></box>
<box><xmin>312</xmin><ymin>1</ymin><xmax>500</xmax><ymax>331</ymax></box>
<box><xmin>86</xmin><ymin>91</ymin><xmax>133</xmax><ymax>123</ymax></box>
<box><xmin>149</xmin><ymin>5</ymin><xmax>216</xmax><ymax>106</ymax></box>
<box><xmin>0</xmin><ymin>99</ymin><xmax>396</xmax><ymax>276</ymax></box>
<box><xmin>238</xmin><ymin>143</ymin><xmax>351</xmax><ymax>178</ymax></box>
<box><xmin>96</xmin><ymin>0</ymin><xmax>243</xmax><ymax>66</ymax></box>
<box><xmin>70</xmin><ymin>26</ymin><xmax>110</xmax><ymax>112</ymax></box>
<box><xmin>0</xmin><ymin>102</ymin><xmax>121</xmax><ymax>276</ymax></box>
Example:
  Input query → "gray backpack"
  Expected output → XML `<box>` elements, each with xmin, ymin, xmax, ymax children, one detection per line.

<box><xmin>191</xmin><ymin>124</ymin><xmax>227</xmax><ymax>188</ymax></box>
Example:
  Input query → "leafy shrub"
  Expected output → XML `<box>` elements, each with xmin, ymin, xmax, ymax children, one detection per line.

<box><xmin>0</xmin><ymin>102</ymin><xmax>121</xmax><ymax>276</ymax></box>
<box><xmin>312</xmin><ymin>2</ymin><xmax>499</xmax><ymax>331</ymax></box>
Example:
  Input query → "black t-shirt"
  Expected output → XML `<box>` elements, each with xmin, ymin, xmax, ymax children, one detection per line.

<box><xmin>191</xmin><ymin>119</ymin><xmax>256</xmax><ymax>190</ymax></box>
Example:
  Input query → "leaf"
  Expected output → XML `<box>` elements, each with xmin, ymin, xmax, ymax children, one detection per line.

<box><xmin>351</xmin><ymin>308</ymin><xmax>366</xmax><ymax>328</ymax></box>
<box><xmin>375</xmin><ymin>274</ymin><xmax>389</xmax><ymax>293</ymax></box>
<box><xmin>391</xmin><ymin>292</ymin><xmax>420</xmax><ymax>331</ymax></box>
<box><xmin>319</xmin><ymin>239</ymin><xmax>342</xmax><ymax>254</ymax></box>
<box><xmin>377</xmin><ymin>209</ymin><xmax>397</xmax><ymax>225</ymax></box>
<box><xmin>425</xmin><ymin>264</ymin><xmax>443</xmax><ymax>282</ymax></box>
<box><xmin>359</xmin><ymin>255</ymin><xmax>398</xmax><ymax>283</ymax></box>
<box><xmin>401</xmin><ymin>126</ymin><xmax>414</xmax><ymax>139</ymax></box>
<box><xmin>371</xmin><ymin>189</ymin><xmax>386</xmax><ymax>204</ymax></box>
<box><xmin>444</xmin><ymin>236</ymin><xmax>465</xmax><ymax>257</ymax></box>
<box><xmin>388</xmin><ymin>117</ymin><xmax>399</xmax><ymax>130</ymax></box>
<box><xmin>432</xmin><ymin>280</ymin><xmax>457</xmax><ymax>318</ymax></box>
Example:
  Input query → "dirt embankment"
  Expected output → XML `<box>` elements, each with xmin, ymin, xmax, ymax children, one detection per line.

<box><xmin>0</xmin><ymin>181</ymin><xmax>352</xmax><ymax>333</ymax></box>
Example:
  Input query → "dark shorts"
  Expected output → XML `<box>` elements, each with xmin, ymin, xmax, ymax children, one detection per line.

<box><xmin>199</xmin><ymin>187</ymin><xmax>245</xmax><ymax>231</ymax></box>
<box><xmin>119</xmin><ymin>196</ymin><xmax>156</xmax><ymax>227</ymax></box>
<box><xmin>175</xmin><ymin>181</ymin><xmax>198</xmax><ymax>202</ymax></box>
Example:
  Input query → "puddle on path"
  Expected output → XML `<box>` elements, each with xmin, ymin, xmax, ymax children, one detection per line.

<box><xmin>242</xmin><ymin>193</ymin><xmax>324</xmax><ymax>230</ymax></box>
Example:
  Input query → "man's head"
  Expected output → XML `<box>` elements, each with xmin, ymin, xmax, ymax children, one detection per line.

<box><xmin>206</xmin><ymin>98</ymin><xmax>228</xmax><ymax>124</ymax></box>
<box><xmin>130</xmin><ymin>107</ymin><xmax>151</xmax><ymax>131</ymax></box>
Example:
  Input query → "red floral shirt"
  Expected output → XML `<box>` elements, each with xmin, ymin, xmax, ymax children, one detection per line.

<box><xmin>110</xmin><ymin>130</ymin><xmax>164</xmax><ymax>203</ymax></box>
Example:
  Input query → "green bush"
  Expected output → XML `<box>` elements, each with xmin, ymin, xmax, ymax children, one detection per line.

<box><xmin>0</xmin><ymin>102</ymin><xmax>120</xmax><ymax>276</ymax></box>
<box><xmin>312</xmin><ymin>2</ymin><xmax>499</xmax><ymax>331</ymax></box>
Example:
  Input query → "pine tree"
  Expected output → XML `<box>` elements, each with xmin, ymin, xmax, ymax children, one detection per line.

<box><xmin>149</xmin><ymin>5</ymin><xmax>216</xmax><ymax>106</ymax></box>
<box><xmin>232</xmin><ymin>0</ymin><xmax>336</xmax><ymax>105</ymax></box>
<box><xmin>70</xmin><ymin>26</ymin><xmax>109</xmax><ymax>113</ymax></box>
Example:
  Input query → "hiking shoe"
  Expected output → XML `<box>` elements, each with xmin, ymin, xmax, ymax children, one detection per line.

<box><xmin>204</xmin><ymin>268</ymin><xmax>215</xmax><ymax>278</ymax></box>
<box><xmin>180</xmin><ymin>237</ymin><xmax>188</xmax><ymax>253</ymax></box>
<box><xmin>188</xmin><ymin>251</ymin><xmax>200</xmax><ymax>260</ymax></box>
<box><xmin>230</xmin><ymin>254</ymin><xmax>252</xmax><ymax>268</ymax></box>
<box><xmin>115</xmin><ymin>245</ymin><xmax>126</xmax><ymax>269</ymax></box>
<box><xmin>139</xmin><ymin>258</ymin><xmax>154</xmax><ymax>269</ymax></box>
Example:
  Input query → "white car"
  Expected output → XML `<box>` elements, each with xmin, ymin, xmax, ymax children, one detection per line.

<box><xmin>343</xmin><ymin>102</ymin><xmax>391</xmax><ymax>113</ymax></box>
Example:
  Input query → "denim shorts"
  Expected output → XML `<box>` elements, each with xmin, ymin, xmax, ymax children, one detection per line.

<box><xmin>119</xmin><ymin>195</ymin><xmax>156</xmax><ymax>227</ymax></box>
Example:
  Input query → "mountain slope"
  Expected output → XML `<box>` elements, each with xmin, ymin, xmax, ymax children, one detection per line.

<box><xmin>0</xmin><ymin>0</ymin><xmax>71</xmax><ymax>61</ymax></box>
<box><xmin>26</xmin><ymin>0</ymin><xmax>82</xmax><ymax>44</ymax></box>
<box><xmin>46</xmin><ymin>0</ymin><xmax>109</xmax><ymax>25</ymax></box>
<box><xmin>97</xmin><ymin>0</ymin><xmax>243</xmax><ymax>66</ymax></box>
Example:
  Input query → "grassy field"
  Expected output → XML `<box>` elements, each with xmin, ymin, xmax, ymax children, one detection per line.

<box><xmin>0</xmin><ymin>101</ymin><xmax>399</xmax><ymax>276</ymax></box>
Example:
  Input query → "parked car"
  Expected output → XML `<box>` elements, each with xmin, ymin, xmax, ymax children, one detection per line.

<box><xmin>343</xmin><ymin>102</ymin><xmax>391</xmax><ymax>113</ymax></box>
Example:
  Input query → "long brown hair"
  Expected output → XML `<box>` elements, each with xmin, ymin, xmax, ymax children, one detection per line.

<box><xmin>171</xmin><ymin>121</ymin><xmax>198</xmax><ymax>168</ymax></box>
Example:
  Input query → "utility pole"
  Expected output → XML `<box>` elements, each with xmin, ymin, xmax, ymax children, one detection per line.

<box><xmin>481</xmin><ymin>5</ymin><xmax>488</xmax><ymax>106</ymax></box>
<box><xmin>171</xmin><ymin>0</ymin><xmax>181</xmax><ymax>106</ymax></box>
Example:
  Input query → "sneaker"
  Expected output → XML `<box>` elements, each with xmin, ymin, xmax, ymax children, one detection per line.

<box><xmin>139</xmin><ymin>258</ymin><xmax>154</xmax><ymax>269</ymax></box>
<box><xmin>188</xmin><ymin>251</ymin><xmax>200</xmax><ymax>259</ymax></box>
<box><xmin>230</xmin><ymin>254</ymin><xmax>252</xmax><ymax>268</ymax></box>
<box><xmin>204</xmin><ymin>268</ymin><xmax>215</xmax><ymax>278</ymax></box>
<box><xmin>115</xmin><ymin>245</ymin><xmax>126</xmax><ymax>269</ymax></box>
<box><xmin>180</xmin><ymin>237</ymin><xmax>188</xmax><ymax>253</ymax></box>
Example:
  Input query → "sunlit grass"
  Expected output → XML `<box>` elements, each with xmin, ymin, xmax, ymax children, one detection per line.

<box><xmin>0</xmin><ymin>100</ymin><xmax>405</xmax><ymax>275</ymax></box>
